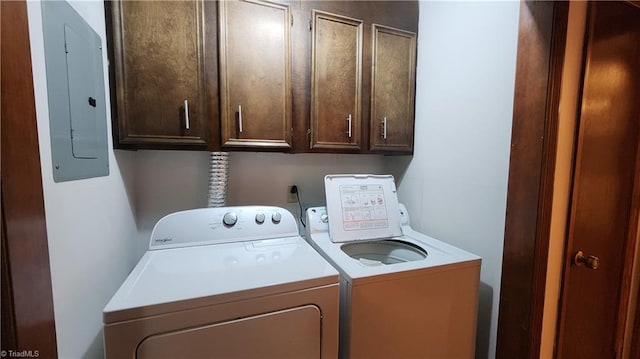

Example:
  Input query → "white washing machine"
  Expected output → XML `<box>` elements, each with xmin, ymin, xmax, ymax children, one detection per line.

<box><xmin>305</xmin><ymin>175</ymin><xmax>481</xmax><ymax>359</ymax></box>
<box><xmin>103</xmin><ymin>206</ymin><xmax>339</xmax><ymax>359</ymax></box>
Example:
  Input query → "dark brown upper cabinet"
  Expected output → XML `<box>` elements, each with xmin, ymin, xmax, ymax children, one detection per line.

<box><xmin>106</xmin><ymin>0</ymin><xmax>219</xmax><ymax>150</ymax></box>
<box><xmin>218</xmin><ymin>0</ymin><xmax>292</xmax><ymax>150</ymax></box>
<box><xmin>310</xmin><ymin>10</ymin><xmax>363</xmax><ymax>151</ymax></box>
<box><xmin>302</xmin><ymin>1</ymin><xmax>418</xmax><ymax>154</ymax></box>
<box><xmin>105</xmin><ymin>0</ymin><xmax>416</xmax><ymax>153</ymax></box>
<box><xmin>369</xmin><ymin>24</ymin><xmax>416</xmax><ymax>153</ymax></box>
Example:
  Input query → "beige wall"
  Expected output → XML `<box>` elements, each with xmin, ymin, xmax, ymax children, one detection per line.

<box><xmin>134</xmin><ymin>151</ymin><xmax>387</xmax><ymax>242</ymax></box>
<box><xmin>540</xmin><ymin>2</ymin><xmax>588</xmax><ymax>357</ymax></box>
<box><xmin>389</xmin><ymin>2</ymin><xmax>521</xmax><ymax>357</ymax></box>
<box><xmin>27</xmin><ymin>1</ymin><xmax>140</xmax><ymax>357</ymax></box>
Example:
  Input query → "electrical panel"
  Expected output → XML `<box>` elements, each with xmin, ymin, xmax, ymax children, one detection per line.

<box><xmin>42</xmin><ymin>0</ymin><xmax>109</xmax><ymax>182</ymax></box>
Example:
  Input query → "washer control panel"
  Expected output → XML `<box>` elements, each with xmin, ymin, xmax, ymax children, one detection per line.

<box><xmin>306</xmin><ymin>207</ymin><xmax>330</xmax><ymax>236</ymax></box>
<box><xmin>150</xmin><ymin>206</ymin><xmax>298</xmax><ymax>250</ymax></box>
<box><xmin>306</xmin><ymin>204</ymin><xmax>410</xmax><ymax>238</ymax></box>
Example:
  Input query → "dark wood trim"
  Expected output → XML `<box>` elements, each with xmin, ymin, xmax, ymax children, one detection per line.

<box><xmin>634</xmin><ymin>307</ymin><xmax>640</xmax><ymax>359</ymax></box>
<box><xmin>628</xmin><ymin>1</ymin><xmax>640</xmax><ymax>9</ymax></box>
<box><xmin>496</xmin><ymin>2</ymin><xmax>568</xmax><ymax>358</ymax></box>
<box><xmin>631</xmin><ymin>112</ymin><xmax>640</xmax><ymax>359</ymax></box>
<box><xmin>1</xmin><ymin>208</ymin><xmax>17</xmax><ymax>351</ymax></box>
<box><xmin>103</xmin><ymin>1</ymin><xmax>122</xmax><ymax>150</ymax></box>
<box><xmin>633</xmin><ymin>207</ymin><xmax>640</xmax><ymax>358</ymax></box>
<box><xmin>1</xmin><ymin>1</ymin><xmax>58</xmax><ymax>357</ymax></box>
<box><xmin>624</xmin><ymin>128</ymin><xmax>640</xmax><ymax>357</ymax></box>
<box><xmin>204</xmin><ymin>0</ymin><xmax>221</xmax><ymax>152</ymax></box>
<box><xmin>614</xmin><ymin>5</ymin><xmax>640</xmax><ymax>354</ymax></box>
<box><xmin>530</xmin><ymin>2</ymin><xmax>569</xmax><ymax>355</ymax></box>
<box><xmin>616</xmin><ymin>1</ymin><xmax>640</xmax><ymax>344</ymax></box>
<box><xmin>553</xmin><ymin>2</ymin><xmax>592</xmax><ymax>355</ymax></box>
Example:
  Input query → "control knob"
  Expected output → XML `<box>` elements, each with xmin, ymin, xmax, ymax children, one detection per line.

<box><xmin>272</xmin><ymin>211</ymin><xmax>282</xmax><ymax>224</ymax></box>
<box><xmin>223</xmin><ymin>212</ymin><xmax>238</xmax><ymax>227</ymax></box>
<box><xmin>255</xmin><ymin>212</ymin><xmax>265</xmax><ymax>224</ymax></box>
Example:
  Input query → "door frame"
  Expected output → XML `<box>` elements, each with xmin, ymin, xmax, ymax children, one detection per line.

<box><xmin>497</xmin><ymin>1</ymin><xmax>640</xmax><ymax>358</ymax></box>
<box><xmin>1</xmin><ymin>0</ymin><xmax>58</xmax><ymax>356</ymax></box>
<box><xmin>496</xmin><ymin>1</ymin><xmax>568</xmax><ymax>357</ymax></box>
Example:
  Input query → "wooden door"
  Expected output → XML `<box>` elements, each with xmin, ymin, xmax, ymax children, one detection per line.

<box><xmin>1</xmin><ymin>0</ymin><xmax>58</xmax><ymax>356</ymax></box>
<box><xmin>557</xmin><ymin>2</ymin><xmax>640</xmax><ymax>357</ymax></box>
<box><xmin>369</xmin><ymin>24</ymin><xmax>416</xmax><ymax>153</ymax></box>
<box><xmin>219</xmin><ymin>0</ymin><xmax>292</xmax><ymax>150</ymax></box>
<box><xmin>109</xmin><ymin>0</ymin><xmax>210</xmax><ymax>149</ymax></box>
<box><xmin>310</xmin><ymin>10</ymin><xmax>363</xmax><ymax>151</ymax></box>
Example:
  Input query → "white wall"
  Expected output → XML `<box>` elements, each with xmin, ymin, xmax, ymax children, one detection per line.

<box><xmin>27</xmin><ymin>1</ymin><xmax>140</xmax><ymax>358</ymax></box>
<box><xmin>387</xmin><ymin>1</ymin><xmax>521</xmax><ymax>358</ymax></box>
<box><xmin>135</xmin><ymin>151</ymin><xmax>386</xmax><ymax>240</ymax></box>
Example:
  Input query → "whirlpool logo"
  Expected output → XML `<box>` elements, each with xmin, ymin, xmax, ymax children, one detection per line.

<box><xmin>154</xmin><ymin>237</ymin><xmax>173</xmax><ymax>244</ymax></box>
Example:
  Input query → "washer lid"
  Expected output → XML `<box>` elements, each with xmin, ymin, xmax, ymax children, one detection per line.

<box><xmin>324</xmin><ymin>174</ymin><xmax>402</xmax><ymax>243</ymax></box>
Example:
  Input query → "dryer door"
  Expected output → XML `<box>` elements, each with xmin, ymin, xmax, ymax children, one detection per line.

<box><xmin>136</xmin><ymin>305</ymin><xmax>321</xmax><ymax>358</ymax></box>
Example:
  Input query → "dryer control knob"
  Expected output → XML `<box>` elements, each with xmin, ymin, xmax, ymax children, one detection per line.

<box><xmin>255</xmin><ymin>212</ymin><xmax>265</xmax><ymax>224</ymax></box>
<box><xmin>272</xmin><ymin>211</ymin><xmax>282</xmax><ymax>224</ymax></box>
<box><xmin>223</xmin><ymin>212</ymin><xmax>238</xmax><ymax>226</ymax></box>
<box><xmin>320</xmin><ymin>214</ymin><xmax>329</xmax><ymax>223</ymax></box>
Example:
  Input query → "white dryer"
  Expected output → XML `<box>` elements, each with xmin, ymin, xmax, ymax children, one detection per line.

<box><xmin>103</xmin><ymin>206</ymin><xmax>339</xmax><ymax>359</ymax></box>
<box><xmin>305</xmin><ymin>174</ymin><xmax>481</xmax><ymax>359</ymax></box>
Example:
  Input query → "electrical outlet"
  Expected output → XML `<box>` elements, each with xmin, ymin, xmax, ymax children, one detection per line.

<box><xmin>287</xmin><ymin>185</ymin><xmax>297</xmax><ymax>203</ymax></box>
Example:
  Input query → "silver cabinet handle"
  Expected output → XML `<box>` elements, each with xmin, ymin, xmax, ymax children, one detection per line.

<box><xmin>183</xmin><ymin>99</ymin><xmax>190</xmax><ymax>130</ymax></box>
<box><xmin>238</xmin><ymin>105</ymin><xmax>243</xmax><ymax>133</ymax></box>
<box><xmin>347</xmin><ymin>114</ymin><xmax>352</xmax><ymax>138</ymax></box>
<box><xmin>382</xmin><ymin>117</ymin><xmax>387</xmax><ymax>140</ymax></box>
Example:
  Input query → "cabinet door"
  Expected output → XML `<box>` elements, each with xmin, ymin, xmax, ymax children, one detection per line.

<box><xmin>219</xmin><ymin>0</ymin><xmax>292</xmax><ymax>150</ymax></box>
<box><xmin>369</xmin><ymin>24</ymin><xmax>416</xmax><ymax>153</ymax></box>
<box><xmin>110</xmin><ymin>1</ymin><xmax>209</xmax><ymax>149</ymax></box>
<box><xmin>310</xmin><ymin>10</ymin><xmax>363</xmax><ymax>151</ymax></box>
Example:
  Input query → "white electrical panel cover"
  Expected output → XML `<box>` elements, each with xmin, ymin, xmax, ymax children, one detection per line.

<box><xmin>324</xmin><ymin>174</ymin><xmax>402</xmax><ymax>243</ymax></box>
<box><xmin>42</xmin><ymin>0</ymin><xmax>109</xmax><ymax>182</ymax></box>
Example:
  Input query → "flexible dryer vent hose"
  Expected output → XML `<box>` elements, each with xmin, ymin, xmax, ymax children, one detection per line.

<box><xmin>207</xmin><ymin>152</ymin><xmax>229</xmax><ymax>207</ymax></box>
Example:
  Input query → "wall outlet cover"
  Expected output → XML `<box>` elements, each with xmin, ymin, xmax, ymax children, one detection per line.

<box><xmin>287</xmin><ymin>186</ymin><xmax>297</xmax><ymax>203</ymax></box>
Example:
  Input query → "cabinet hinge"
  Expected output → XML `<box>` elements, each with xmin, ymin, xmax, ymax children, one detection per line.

<box><xmin>308</xmin><ymin>18</ymin><xmax>312</xmax><ymax>32</ymax></box>
<box><xmin>291</xmin><ymin>13</ymin><xmax>294</xmax><ymax>26</ymax></box>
